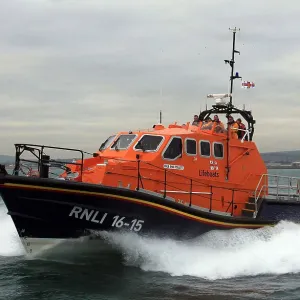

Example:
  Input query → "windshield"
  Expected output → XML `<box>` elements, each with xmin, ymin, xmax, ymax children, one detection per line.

<box><xmin>134</xmin><ymin>135</ymin><xmax>164</xmax><ymax>152</ymax></box>
<box><xmin>99</xmin><ymin>135</ymin><xmax>116</xmax><ymax>151</ymax></box>
<box><xmin>110</xmin><ymin>134</ymin><xmax>137</xmax><ymax>150</ymax></box>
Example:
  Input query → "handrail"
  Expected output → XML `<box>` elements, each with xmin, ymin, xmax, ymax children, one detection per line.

<box><xmin>100</xmin><ymin>155</ymin><xmax>256</xmax><ymax>197</ymax></box>
<box><xmin>85</xmin><ymin>155</ymin><xmax>252</xmax><ymax>194</ymax></box>
<box><xmin>254</xmin><ymin>173</ymin><xmax>300</xmax><ymax>216</ymax></box>
<box><xmin>105</xmin><ymin>158</ymin><xmax>248</xmax><ymax>214</ymax></box>
<box><xmin>132</xmin><ymin>159</ymin><xmax>254</xmax><ymax>215</ymax></box>
<box><xmin>13</xmin><ymin>146</ymin><xmax>263</xmax><ymax>216</ymax></box>
<box><xmin>239</xmin><ymin>128</ymin><xmax>251</xmax><ymax>143</ymax></box>
<box><xmin>140</xmin><ymin>159</ymin><xmax>254</xmax><ymax>193</ymax></box>
<box><xmin>254</xmin><ymin>174</ymin><xmax>266</xmax><ymax>200</ymax></box>
<box><xmin>12</xmin><ymin>143</ymin><xmax>93</xmax><ymax>181</ymax></box>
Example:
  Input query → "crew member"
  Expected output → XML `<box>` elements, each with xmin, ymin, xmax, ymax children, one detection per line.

<box><xmin>192</xmin><ymin>114</ymin><xmax>199</xmax><ymax>126</ymax></box>
<box><xmin>228</xmin><ymin>115</ymin><xmax>239</xmax><ymax>139</ymax></box>
<box><xmin>201</xmin><ymin>116</ymin><xmax>213</xmax><ymax>130</ymax></box>
<box><xmin>236</xmin><ymin>118</ymin><xmax>247</xmax><ymax>140</ymax></box>
<box><xmin>213</xmin><ymin>115</ymin><xmax>225</xmax><ymax>133</ymax></box>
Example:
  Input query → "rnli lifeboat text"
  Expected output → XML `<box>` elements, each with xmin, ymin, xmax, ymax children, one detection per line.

<box><xmin>68</xmin><ymin>206</ymin><xmax>144</xmax><ymax>232</ymax></box>
<box><xmin>199</xmin><ymin>170</ymin><xmax>219</xmax><ymax>177</ymax></box>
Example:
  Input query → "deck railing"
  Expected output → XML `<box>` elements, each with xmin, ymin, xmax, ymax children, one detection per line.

<box><xmin>11</xmin><ymin>144</ymin><xmax>260</xmax><ymax>217</ymax></box>
<box><xmin>123</xmin><ymin>158</ymin><xmax>251</xmax><ymax>216</ymax></box>
<box><xmin>254</xmin><ymin>173</ymin><xmax>300</xmax><ymax>216</ymax></box>
<box><xmin>12</xmin><ymin>143</ymin><xmax>93</xmax><ymax>181</ymax></box>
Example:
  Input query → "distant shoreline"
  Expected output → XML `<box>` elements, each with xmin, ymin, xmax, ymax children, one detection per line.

<box><xmin>267</xmin><ymin>166</ymin><xmax>300</xmax><ymax>169</ymax></box>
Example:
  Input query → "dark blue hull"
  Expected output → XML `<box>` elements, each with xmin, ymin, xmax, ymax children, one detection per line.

<box><xmin>0</xmin><ymin>175</ymin><xmax>298</xmax><ymax>244</ymax></box>
<box><xmin>258</xmin><ymin>199</ymin><xmax>300</xmax><ymax>222</ymax></box>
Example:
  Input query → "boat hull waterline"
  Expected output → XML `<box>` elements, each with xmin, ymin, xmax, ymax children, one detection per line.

<box><xmin>2</xmin><ymin>176</ymin><xmax>295</xmax><ymax>253</ymax></box>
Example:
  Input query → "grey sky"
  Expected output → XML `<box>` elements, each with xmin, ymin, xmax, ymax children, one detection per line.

<box><xmin>1</xmin><ymin>0</ymin><xmax>300</xmax><ymax>155</ymax></box>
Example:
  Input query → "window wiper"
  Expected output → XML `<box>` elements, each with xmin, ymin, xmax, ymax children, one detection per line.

<box><xmin>111</xmin><ymin>138</ymin><xmax>119</xmax><ymax>150</ymax></box>
<box><xmin>137</xmin><ymin>141</ymin><xmax>146</xmax><ymax>152</ymax></box>
<box><xmin>99</xmin><ymin>142</ymin><xmax>105</xmax><ymax>151</ymax></box>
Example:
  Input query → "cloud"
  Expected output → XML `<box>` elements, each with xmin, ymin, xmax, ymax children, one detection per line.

<box><xmin>0</xmin><ymin>0</ymin><xmax>300</xmax><ymax>155</ymax></box>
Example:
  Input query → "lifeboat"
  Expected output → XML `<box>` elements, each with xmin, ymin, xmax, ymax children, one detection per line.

<box><xmin>0</xmin><ymin>29</ymin><xmax>300</xmax><ymax>255</ymax></box>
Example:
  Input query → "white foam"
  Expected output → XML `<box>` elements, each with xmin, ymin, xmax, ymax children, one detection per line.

<box><xmin>0</xmin><ymin>200</ymin><xmax>25</xmax><ymax>257</ymax></box>
<box><xmin>100</xmin><ymin>221</ymin><xmax>300</xmax><ymax>280</ymax></box>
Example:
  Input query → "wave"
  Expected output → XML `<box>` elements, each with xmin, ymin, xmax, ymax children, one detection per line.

<box><xmin>0</xmin><ymin>201</ymin><xmax>25</xmax><ymax>257</ymax></box>
<box><xmin>100</xmin><ymin>221</ymin><xmax>300</xmax><ymax>280</ymax></box>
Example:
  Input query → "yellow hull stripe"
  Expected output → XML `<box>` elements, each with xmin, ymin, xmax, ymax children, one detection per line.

<box><xmin>2</xmin><ymin>182</ymin><xmax>272</xmax><ymax>228</ymax></box>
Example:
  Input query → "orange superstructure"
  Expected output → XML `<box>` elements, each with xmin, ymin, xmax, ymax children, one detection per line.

<box><xmin>61</xmin><ymin>117</ymin><xmax>267</xmax><ymax>217</ymax></box>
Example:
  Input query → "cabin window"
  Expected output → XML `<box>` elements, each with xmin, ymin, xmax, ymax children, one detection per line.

<box><xmin>110</xmin><ymin>134</ymin><xmax>137</xmax><ymax>150</ymax></box>
<box><xmin>99</xmin><ymin>135</ymin><xmax>116</xmax><ymax>151</ymax></box>
<box><xmin>200</xmin><ymin>140</ymin><xmax>210</xmax><ymax>157</ymax></box>
<box><xmin>185</xmin><ymin>139</ymin><xmax>197</xmax><ymax>156</ymax></box>
<box><xmin>213</xmin><ymin>142</ymin><xmax>224</xmax><ymax>158</ymax></box>
<box><xmin>162</xmin><ymin>137</ymin><xmax>182</xmax><ymax>160</ymax></box>
<box><xmin>134</xmin><ymin>135</ymin><xmax>164</xmax><ymax>152</ymax></box>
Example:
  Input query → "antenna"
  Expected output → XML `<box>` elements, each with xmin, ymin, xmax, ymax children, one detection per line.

<box><xmin>225</xmin><ymin>27</ymin><xmax>241</xmax><ymax>106</ymax></box>
<box><xmin>159</xmin><ymin>86</ymin><xmax>163</xmax><ymax>124</ymax></box>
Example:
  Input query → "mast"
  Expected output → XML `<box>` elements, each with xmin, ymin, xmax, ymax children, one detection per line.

<box><xmin>224</xmin><ymin>27</ymin><xmax>241</xmax><ymax>180</ymax></box>
<box><xmin>225</xmin><ymin>27</ymin><xmax>241</xmax><ymax>106</ymax></box>
<box><xmin>199</xmin><ymin>27</ymin><xmax>255</xmax><ymax>144</ymax></box>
